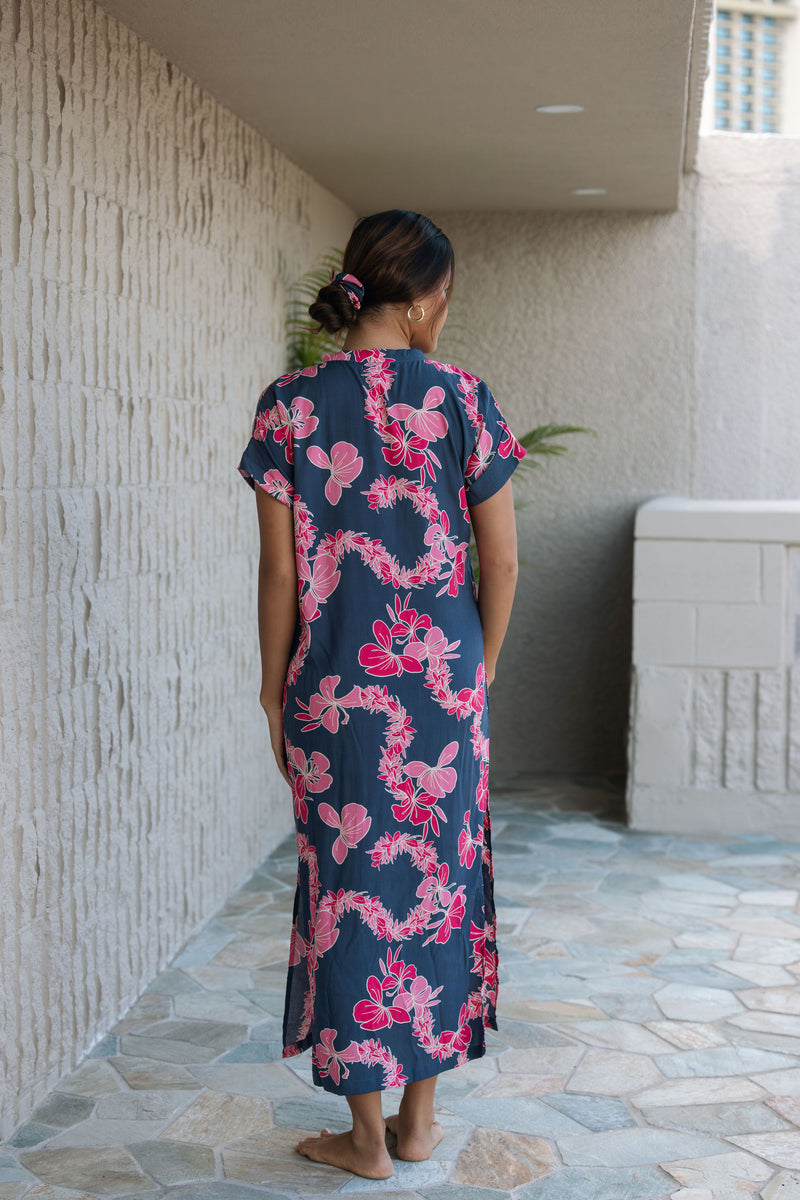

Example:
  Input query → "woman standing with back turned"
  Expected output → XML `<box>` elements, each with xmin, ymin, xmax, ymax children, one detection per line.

<box><xmin>237</xmin><ymin>210</ymin><xmax>524</xmax><ymax>1180</ymax></box>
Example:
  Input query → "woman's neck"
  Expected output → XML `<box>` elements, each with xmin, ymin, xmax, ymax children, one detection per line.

<box><xmin>342</xmin><ymin>315</ymin><xmax>414</xmax><ymax>353</ymax></box>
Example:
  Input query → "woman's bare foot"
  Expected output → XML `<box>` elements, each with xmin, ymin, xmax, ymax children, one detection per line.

<box><xmin>384</xmin><ymin>1111</ymin><xmax>444</xmax><ymax>1161</ymax></box>
<box><xmin>295</xmin><ymin>1126</ymin><xmax>394</xmax><ymax>1179</ymax></box>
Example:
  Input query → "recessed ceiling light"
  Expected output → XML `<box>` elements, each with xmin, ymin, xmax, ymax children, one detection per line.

<box><xmin>536</xmin><ymin>104</ymin><xmax>584</xmax><ymax>114</ymax></box>
<box><xmin>570</xmin><ymin>187</ymin><xmax>607</xmax><ymax>195</ymax></box>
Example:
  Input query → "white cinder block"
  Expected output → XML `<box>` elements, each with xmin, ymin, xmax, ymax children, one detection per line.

<box><xmin>629</xmin><ymin>783</ymin><xmax>800</xmax><ymax>838</ymax></box>
<box><xmin>630</xmin><ymin>667</ymin><xmax>691</xmax><ymax>786</ymax></box>
<box><xmin>633</xmin><ymin>539</ymin><xmax>760</xmax><ymax>603</ymax></box>
<box><xmin>789</xmin><ymin>664</ymin><xmax>800</xmax><ymax>793</ymax></box>
<box><xmin>756</xmin><ymin>729</ymin><xmax>786</xmax><ymax>793</ymax></box>
<box><xmin>756</xmin><ymin>669</ymin><xmax>786</xmax><ymax>732</ymax></box>
<box><xmin>696</xmin><ymin>604</ymin><xmax>784</xmax><ymax>669</ymax></box>
<box><xmin>761</xmin><ymin>543</ymin><xmax>786</xmax><ymax>605</ymax></box>
<box><xmin>691</xmin><ymin>669</ymin><xmax>725</xmax><ymax>789</ymax></box>
<box><xmin>635</xmin><ymin>497</ymin><xmax>800</xmax><ymax>544</ymax></box>
<box><xmin>725</xmin><ymin>669</ymin><xmax>756</xmax><ymax>729</ymax></box>
<box><xmin>723</xmin><ymin>671</ymin><xmax>756</xmax><ymax>790</ymax></box>
<box><xmin>723</xmin><ymin>726</ymin><xmax>754</xmax><ymax>791</ymax></box>
<box><xmin>632</xmin><ymin>601</ymin><xmax>696</xmax><ymax>666</ymax></box>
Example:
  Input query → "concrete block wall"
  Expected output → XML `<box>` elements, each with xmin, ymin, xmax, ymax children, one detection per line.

<box><xmin>0</xmin><ymin>0</ymin><xmax>354</xmax><ymax>1137</ymax></box>
<box><xmin>627</xmin><ymin>496</ymin><xmax>800</xmax><ymax>835</ymax></box>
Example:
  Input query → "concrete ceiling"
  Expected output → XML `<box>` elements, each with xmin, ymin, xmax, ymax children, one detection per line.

<box><xmin>97</xmin><ymin>0</ymin><xmax>712</xmax><ymax>213</ymax></box>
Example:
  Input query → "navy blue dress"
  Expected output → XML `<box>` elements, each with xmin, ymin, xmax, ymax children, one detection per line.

<box><xmin>238</xmin><ymin>347</ymin><xmax>524</xmax><ymax>1094</ymax></box>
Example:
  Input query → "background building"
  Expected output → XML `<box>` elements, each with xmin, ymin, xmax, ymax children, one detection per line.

<box><xmin>701</xmin><ymin>0</ymin><xmax>800</xmax><ymax>133</ymax></box>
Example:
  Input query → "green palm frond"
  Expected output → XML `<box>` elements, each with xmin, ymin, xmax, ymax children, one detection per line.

<box><xmin>517</xmin><ymin>423</ymin><xmax>597</xmax><ymax>464</ymax></box>
<box><xmin>286</xmin><ymin>249</ymin><xmax>345</xmax><ymax>371</ymax></box>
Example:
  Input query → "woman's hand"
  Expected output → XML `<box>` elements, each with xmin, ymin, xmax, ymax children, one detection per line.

<box><xmin>260</xmin><ymin>695</ymin><xmax>291</xmax><ymax>786</ymax></box>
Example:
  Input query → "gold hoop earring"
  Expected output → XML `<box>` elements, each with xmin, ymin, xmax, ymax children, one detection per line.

<box><xmin>407</xmin><ymin>303</ymin><xmax>425</xmax><ymax>323</ymax></box>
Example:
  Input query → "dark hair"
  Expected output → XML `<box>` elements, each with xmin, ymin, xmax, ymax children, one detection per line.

<box><xmin>308</xmin><ymin>210</ymin><xmax>455</xmax><ymax>335</ymax></box>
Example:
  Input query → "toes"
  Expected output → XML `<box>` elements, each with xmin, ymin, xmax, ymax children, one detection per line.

<box><xmin>296</xmin><ymin>1129</ymin><xmax>335</xmax><ymax>1156</ymax></box>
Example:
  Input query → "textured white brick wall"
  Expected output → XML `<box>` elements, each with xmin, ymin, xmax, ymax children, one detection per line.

<box><xmin>627</xmin><ymin>497</ymin><xmax>800</xmax><ymax>835</ymax></box>
<box><xmin>0</xmin><ymin>0</ymin><xmax>353</xmax><ymax>1137</ymax></box>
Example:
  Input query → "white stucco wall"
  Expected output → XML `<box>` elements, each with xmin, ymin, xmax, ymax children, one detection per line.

<box><xmin>693</xmin><ymin>137</ymin><xmax>800</xmax><ymax>498</ymax></box>
<box><xmin>432</xmin><ymin>135</ymin><xmax>800</xmax><ymax>780</ymax></box>
<box><xmin>0</xmin><ymin>0</ymin><xmax>354</xmax><ymax>1138</ymax></box>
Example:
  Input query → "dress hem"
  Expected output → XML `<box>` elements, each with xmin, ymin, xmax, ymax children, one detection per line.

<box><xmin>282</xmin><ymin>1013</ymin><xmax>498</xmax><ymax>1097</ymax></box>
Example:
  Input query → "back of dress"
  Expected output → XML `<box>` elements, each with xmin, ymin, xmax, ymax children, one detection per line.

<box><xmin>238</xmin><ymin>346</ymin><xmax>524</xmax><ymax>1095</ymax></box>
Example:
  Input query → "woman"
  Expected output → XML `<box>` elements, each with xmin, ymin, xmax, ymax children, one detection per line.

<box><xmin>237</xmin><ymin>210</ymin><xmax>524</xmax><ymax>1180</ymax></box>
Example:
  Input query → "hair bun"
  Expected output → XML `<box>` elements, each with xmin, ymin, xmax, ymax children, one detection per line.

<box><xmin>308</xmin><ymin>281</ymin><xmax>358</xmax><ymax>335</ymax></box>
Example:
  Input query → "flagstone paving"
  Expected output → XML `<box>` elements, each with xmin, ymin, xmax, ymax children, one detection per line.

<box><xmin>4</xmin><ymin>775</ymin><xmax>800</xmax><ymax>1199</ymax></box>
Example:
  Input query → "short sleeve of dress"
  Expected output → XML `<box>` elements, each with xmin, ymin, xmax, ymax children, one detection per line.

<box><xmin>464</xmin><ymin>381</ymin><xmax>527</xmax><ymax>507</ymax></box>
<box><xmin>236</xmin><ymin>384</ymin><xmax>295</xmax><ymax>508</ymax></box>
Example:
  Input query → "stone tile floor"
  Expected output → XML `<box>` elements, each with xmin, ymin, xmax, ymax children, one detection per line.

<box><xmin>4</xmin><ymin>776</ymin><xmax>800</xmax><ymax>1199</ymax></box>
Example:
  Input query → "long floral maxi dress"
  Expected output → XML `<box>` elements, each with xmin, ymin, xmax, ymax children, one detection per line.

<box><xmin>237</xmin><ymin>347</ymin><xmax>525</xmax><ymax>1094</ymax></box>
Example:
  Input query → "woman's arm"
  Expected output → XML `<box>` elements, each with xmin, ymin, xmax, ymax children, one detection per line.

<box><xmin>469</xmin><ymin>478</ymin><xmax>519</xmax><ymax>687</ymax></box>
<box><xmin>255</xmin><ymin>486</ymin><xmax>298</xmax><ymax>784</ymax></box>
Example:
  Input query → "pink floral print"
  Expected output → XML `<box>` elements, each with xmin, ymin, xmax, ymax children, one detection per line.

<box><xmin>237</xmin><ymin>347</ymin><xmax>525</xmax><ymax>1095</ymax></box>
<box><xmin>307</xmin><ymin>440</ymin><xmax>363</xmax><ymax>504</ymax></box>
<box><xmin>318</xmin><ymin>802</ymin><xmax>372</xmax><ymax>864</ymax></box>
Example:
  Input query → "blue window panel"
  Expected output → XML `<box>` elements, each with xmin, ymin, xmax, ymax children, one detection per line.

<box><xmin>763</xmin><ymin>120</ymin><xmax>776</xmax><ymax>131</ymax></box>
<box><xmin>718</xmin><ymin>62</ymin><xmax>731</xmax><ymax>74</ymax></box>
<box><xmin>718</xmin><ymin>43</ymin><xmax>731</xmax><ymax>56</ymax></box>
<box><xmin>741</xmin><ymin>118</ymin><xmax>753</xmax><ymax>129</ymax></box>
<box><xmin>764</xmin><ymin>16</ymin><xmax>775</xmax><ymax>25</ymax></box>
<box><xmin>764</xmin><ymin>32</ymin><xmax>776</xmax><ymax>44</ymax></box>
<box><xmin>715</xmin><ymin>97</ymin><xmax>730</xmax><ymax>111</ymax></box>
<box><xmin>741</xmin><ymin>101</ymin><xmax>753</xmax><ymax>112</ymax></box>
<box><xmin>764</xmin><ymin>102</ymin><xmax>775</xmax><ymax>114</ymax></box>
<box><xmin>764</xmin><ymin>49</ymin><xmax>776</xmax><ymax>61</ymax></box>
<box><xmin>764</xmin><ymin>67</ymin><xmax>775</xmax><ymax>79</ymax></box>
<box><xmin>742</xmin><ymin>48</ymin><xmax>754</xmax><ymax>59</ymax></box>
<box><xmin>763</xmin><ymin>84</ymin><xmax>774</xmax><ymax>96</ymax></box>
<box><xmin>740</xmin><ymin>83</ymin><xmax>753</xmax><ymax>94</ymax></box>
<box><xmin>741</xmin><ymin>29</ymin><xmax>754</xmax><ymax>41</ymax></box>
<box><xmin>741</xmin><ymin>12</ymin><xmax>754</xmax><ymax>22</ymax></box>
